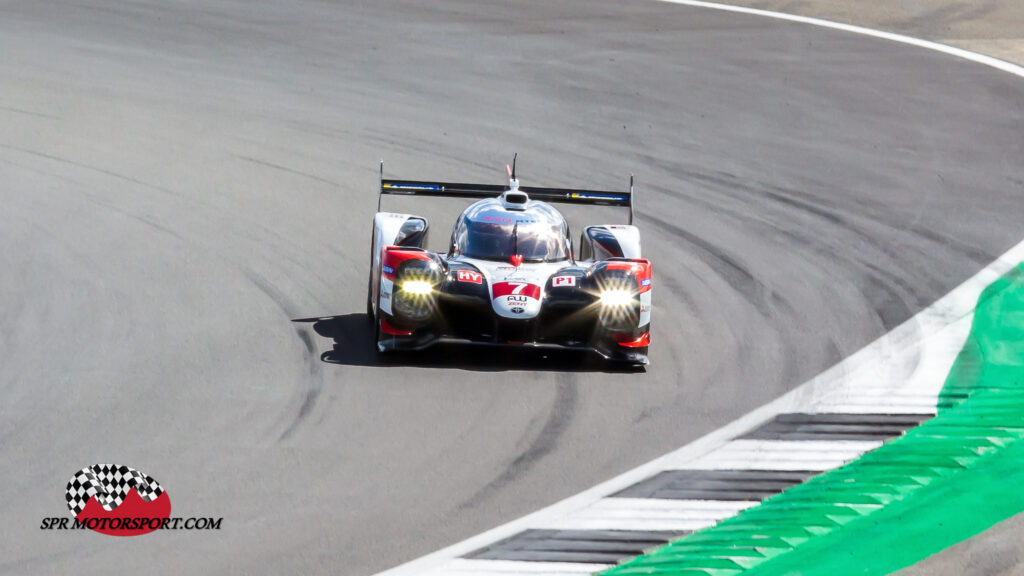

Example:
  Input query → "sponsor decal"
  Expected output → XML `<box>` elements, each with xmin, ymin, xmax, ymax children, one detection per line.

<box><xmin>640</xmin><ymin>278</ymin><xmax>652</xmax><ymax>287</ymax></box>
<box><xmin>41</xmin><ymin>463</ymin><xmax>221</xmax><ymax>536</ymax></box>
<box><xmin>382</xmin><ymin>265</ymin><xmax>395</xmax><ymax>275</ymax></box>
<box><xmin>481</xmin><ymin>214</ymin><xmax>515</xmax><ymax>224</ymax></box>
<box><xmin>383</xmin><ymin>182</ymin><xmax>439</xmax><ymax>191</ymax></box>
<box><xmin>570</xmin><ymin>192</ymin><xmax>628</xmax><ymax>202</ymax></box>
<box><xmin>480</xmin><ymin>212</ymin><xmax>537</xmax><ymax>225</ymax></box>
<box><xmin>552</xmin><ymin>275</ymin><xmax>576</xmax><ymax>287</ymax></box>
<box><xmin>457</xmin><ymin>270</ymin><xmax>482</xmax><ymax>284</ymax></box>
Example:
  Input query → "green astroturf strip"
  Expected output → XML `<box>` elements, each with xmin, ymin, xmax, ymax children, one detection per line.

<box><xmin>601</xmin><ymin>265</ymin><xmax>1024</xmax><ymax>576</ymax></box>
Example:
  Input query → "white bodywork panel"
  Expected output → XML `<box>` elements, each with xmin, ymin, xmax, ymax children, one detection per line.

<box><xmin>370</xmin><ymin>212</ymin><xmax>421</xmax><ymax>317</ymax></box>
<box><xmin>581</xmin><ymin>225</ymin><xmax>642</xmax><ymax>261</ymax></box>
<box><xmin>379</xmin><ymin>276</ymin><xmax>395</xmax><ymax>315</ymax></box>
<box><xmin>640</xmin><ymin>290</ymin><xmax>652</xmax><ymax>327</ymax></box>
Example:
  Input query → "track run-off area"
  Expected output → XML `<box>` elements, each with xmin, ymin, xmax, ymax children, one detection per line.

<box><xmin>1</xmin><ymin>1</ymin><xmax>1022</xmax><ymax>575</ymax></box>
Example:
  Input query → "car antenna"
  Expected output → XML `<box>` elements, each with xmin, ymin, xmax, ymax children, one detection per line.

<box><xmin>507</xmin><ymin>153</ymin><xmax>519</xmax><ymax>191</ymax></box>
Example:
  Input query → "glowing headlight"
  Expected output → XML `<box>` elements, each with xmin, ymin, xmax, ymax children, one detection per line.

<box><xmin>598</xmin><ymin>289</ymin><xmax>635</xmax><ymax>307</ymax></box>
<box><xmin>401</xmin><ymin>280</ymin><xmax>433</xmax><ymax>295</ymax></box>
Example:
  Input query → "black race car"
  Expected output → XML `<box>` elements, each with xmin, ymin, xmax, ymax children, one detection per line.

<box><xmin>368</xmin><ymin>159</ymin><xmax>652</xmax><ymax>365</ymax></box>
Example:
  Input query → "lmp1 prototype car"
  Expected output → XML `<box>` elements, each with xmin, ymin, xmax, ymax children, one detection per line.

<box><xmin>367</xmin><ymin>158</ymin><xmax>652</xmax><ymax>365</ymax></box>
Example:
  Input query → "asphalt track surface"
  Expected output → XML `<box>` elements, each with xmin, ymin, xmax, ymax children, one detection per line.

<box><xmin>1</xmin><ymin>1</ymin><xmax>1023</xmax><ymax>574</ymax></box>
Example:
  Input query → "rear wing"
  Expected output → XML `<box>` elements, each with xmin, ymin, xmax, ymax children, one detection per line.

<box><xmin>377</xmin><ymin>161</ymin><xmax>636</xmax><ymax>225</ymax></box>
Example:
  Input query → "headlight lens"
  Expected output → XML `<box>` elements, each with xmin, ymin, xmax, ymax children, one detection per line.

<box><xmin>392</xmin><ymin>259</ymin><xmax>442</xmax><ymax>322</ymax></box>
<box><xmin>592</xmin><ymin>269</ymin><xmax>640</xmax><ymax>331</ymax></box>
<box><xmin>401</xmin><ymin>280</ymin><xmax>433</xmax><ymax>295</ymax></box>
<box><xmin>598</xmin><ymin>288</ymin><xmax>635</xmax><ymax>307</ymax></box>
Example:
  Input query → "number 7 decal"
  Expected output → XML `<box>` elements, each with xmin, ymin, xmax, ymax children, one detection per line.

<box><xmin>492</xmin><ymin>282</ymin><xmax>541</xmax><ymax>299</ymax></box>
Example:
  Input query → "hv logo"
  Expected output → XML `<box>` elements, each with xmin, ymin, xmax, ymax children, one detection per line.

<box><xmin>457</xmin><ymin>270</ymin><xmax>482</xmax><ymax>284</ymax></box>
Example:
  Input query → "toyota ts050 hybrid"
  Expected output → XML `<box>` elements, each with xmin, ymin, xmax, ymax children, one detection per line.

<box><xmin>367</xmin><ymin>158</ymin><xmax>652</xmax><ymax>365</ymax></box>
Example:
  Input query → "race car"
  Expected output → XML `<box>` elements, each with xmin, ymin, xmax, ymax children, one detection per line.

<box><xmin>367</xmin><ymin>158</ymin><xmax>652</xmax><ymax>365</ymax></box>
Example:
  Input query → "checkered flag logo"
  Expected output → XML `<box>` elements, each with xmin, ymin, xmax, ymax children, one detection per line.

<box><xmin>65</xmin><ymin>464</ymin><xmax>164</xmax><ymax>516</ymax></box>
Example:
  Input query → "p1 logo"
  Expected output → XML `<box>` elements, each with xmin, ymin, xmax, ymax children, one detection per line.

<box><xmin>65</xmin><ymin>464</ymin><xmax>171</xmax><ymax>536</ymax></box>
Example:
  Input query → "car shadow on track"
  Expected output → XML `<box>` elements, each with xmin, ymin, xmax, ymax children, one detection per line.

<box><xmin>291</xmin><ymin>314</ymin><xmax>642</xmax><ymax>373</ymax></box>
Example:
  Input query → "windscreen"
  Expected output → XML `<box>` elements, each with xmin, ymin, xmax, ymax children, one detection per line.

<box><xmin>457</xmin><ymin>217</ymin><xmax>568</xmax><ymax>262</ymax></box>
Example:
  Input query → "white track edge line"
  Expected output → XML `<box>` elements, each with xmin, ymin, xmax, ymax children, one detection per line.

<box><xmin>657</xmin><ymin>0</ymin><xmax>1024</xmax><ymax>78</ymax></box>
<box><xmin>375</xmin><ymin>3</ymin><xmax>1024</xmax><ymax>574</ymax></box>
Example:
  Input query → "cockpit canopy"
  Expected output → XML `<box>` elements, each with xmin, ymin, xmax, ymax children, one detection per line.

<box><xmin>451</xmin><ymin>201</ymin><xmax>570</xmax><ymax>263</ymax></box>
